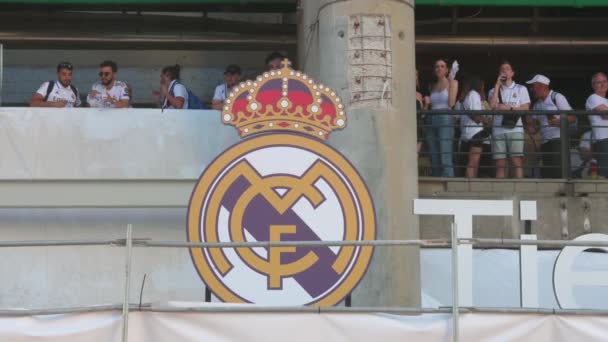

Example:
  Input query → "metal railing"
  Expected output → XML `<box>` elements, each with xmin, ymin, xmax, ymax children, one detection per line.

<box><xmin>418</xmin><ymin>109</ymin><xmax>607</xmax><ymax>179</ymax></box>
<box><xmin>2</xmin><ymin>225</ymin><xmax>608</xmax><ymax>342</ymax></box>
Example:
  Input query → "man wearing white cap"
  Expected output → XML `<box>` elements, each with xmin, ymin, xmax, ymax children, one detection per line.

<box><xmin>527</xmin><ymin>74</ymin><xmax>574</xmax><ymax>178</ymax></box>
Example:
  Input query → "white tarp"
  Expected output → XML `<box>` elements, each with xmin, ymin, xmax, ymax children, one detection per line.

<box><xmin>2</xmin><ymin>309</ymin><xmax>608</xmax><ymax>341</ymax></box>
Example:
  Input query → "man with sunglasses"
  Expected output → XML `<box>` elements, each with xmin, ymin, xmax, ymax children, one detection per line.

<box><xmin>211</xmin><ymin>64</ymin><xmax>241</xmax><ymax>110</ymax></box>
<box><xmin>87</xmin><ymin>60</ymin><xmax>130</xmax><ymax>108</ymax></box>
<box><xmin>30</xmin><ymin>62</ymin><xmax>81</xmax><ymax>108</ymax></box>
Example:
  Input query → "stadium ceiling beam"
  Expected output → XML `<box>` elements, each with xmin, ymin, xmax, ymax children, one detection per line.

<box><xmin>1</xmin><ymin>32</ymin><xmax>607</xmax><ymax>50</ymax></box>
<box><xmin>0</xmin><ymin>32</ymin><xmax>296</xmax><ymax>50</ymax></box>
<box><xmin>0</xmin><ymin>0</ymin><xmax>606</xmax><ymax>9</ymax></box>
<box><xmin>415</xmin><ymin>0</ymin><xmax>608</xmax><ymax>6</ymax></box>
<box><xmin>0</xmin><ymin>0</ymin><xmax>297</xmax><ymax>12</ymax></box>
<box><xmin>0</xmin><ymin>11</ymin><xmax>296</xmax><ymax>35</ymax></box>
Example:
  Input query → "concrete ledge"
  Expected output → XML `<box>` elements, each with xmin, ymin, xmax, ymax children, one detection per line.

<box><xmin>419</xmin><ymin>178</ymin><xmax>607</xmax><ymax>196</ymax></box>
<box><xmin>0</xmin><ymin>179</ymin><xmax>196</xmax><ymax>207</ymax></box>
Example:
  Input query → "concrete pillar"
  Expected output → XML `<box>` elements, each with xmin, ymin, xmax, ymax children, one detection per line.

<box><xmin>298</xmin><ymin>0</ymin><xmax>420</xmax><ymax>307</ymax></box>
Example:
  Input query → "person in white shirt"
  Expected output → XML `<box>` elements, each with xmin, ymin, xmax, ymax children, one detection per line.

<box><xmin>526</xmin><ymin>74</ymin><xmax>574</xmax><ymax>178</ymax></box>
<box><xmin>585</xmin><ymin>72</ymin><xmax>608</xmax><ymax>177</ymax></box>
<box><xmin>211</xmin><ymin>64</ymin><xmax>242</xmax><ymax>111</ymax></box>
<box><xmin>30</xmin><ymin>62</ymin><xmax>81</xmax><ymax>108</ymax></box>
<box><xmin>488</xmin><ymin>61</ymin><xmax>531</xmax><ymax>179</ymax></box>
<box><xmin>425</xmin><ymin>58</ymin><xmax>458</xmax><ymax>177</ymax></box>
<box><xmin>158</xmin><ymin>64</ymin><xmax>188</xmax><ymax>109</ymax></box>
<box><xmin>86</xmin><ymin>60</ymin><xmax>130</xmax><ymax>108</ymax></box>
<box><xmin>456</xmin><ymin>75</ymin><xmax>492</xmax><ymax>178</ymax></box>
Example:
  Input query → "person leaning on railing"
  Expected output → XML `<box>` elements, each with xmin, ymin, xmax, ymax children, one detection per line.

<box><xmin>86</xmin><ymin>60</ymin><xmax>130</xmax><ymax>109</ymax></box>
<box><xmin>455</xmin><ymin>74</ymin><xmax>493</xmax><ymax>178</ymax></box>
<box><xmin>585</xmin><ymin>72</ymin><xmax>608</xmax><ymax>178</ymax></box>
<box><xmin>488</xmin><ymin>61</ymin><xmax>531</xmax><ymax>179</ymax></box>
<box><xmin>211</xmin><ymin>64</ymin><xmax>242</xmax><ymax>111</ymax></box>
<box><xmin>425</xmin><ymin>58</ymin><xmax>458</xmax><ymax>177</ymax></box>
<box><xmin>157</xmin><ymin>65</ymin><xmax>188</xmax><ymax>109</ymax></box>
<box><xmin>416</xmin><ymin>68</ymin><xmax>430</xmax><ymax>154</ymax></box>
<box><xmin>30</xmin><ymin>62</ymin><xmax>81</xmax><ymax>108</ymax></box>
<box><xmin>526</xmin><ymin>74</ymin><xmax>575</xmax><ymax>179</ymax></box>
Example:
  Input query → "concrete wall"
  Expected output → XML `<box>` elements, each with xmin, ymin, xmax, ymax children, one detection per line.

<box><xmin>0</xmin><ymin>108</ymin><xmax>237</xmax><ymax>308</ymax></box>
<box><xmin>1</xmin><ymin>49</ymin><xmax>276</xmax><ymax>105</ymax></box>
<box><xmin>419</xmin><ymin>178</ymin><xmax>608</xmax><ymax>240</ymax></box>
<box><xmin>0</xmin><ymin>107</ymin><xmax>407</xmax><ymax>309</ymax></box>
<box><xmin>1</xmin><ymin>112</ymin><xmax>606</xmax><ymax>309</ymax></box>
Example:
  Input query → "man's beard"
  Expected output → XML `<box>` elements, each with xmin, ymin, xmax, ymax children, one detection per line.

<box><xmin>102</xmin><ymin>78</ymin><xmax>113</xmax><ymax>86</ymax></box>
<box><xmin>59</xmin><ymin>80</ymin><xmax>70</xmax><ymax>87</ymax></box>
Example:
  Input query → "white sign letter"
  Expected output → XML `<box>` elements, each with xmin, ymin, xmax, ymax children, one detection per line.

<box><xmin>414</xmin><ymin>199</ymin><xmax>514</xmax><ymax>306</ymax></box>
<box><xmin>519</xmin><ymin>234</ymin><xmax>539</xmax><ymax>307</ymax></box>
<box><xmin>553</xmin><ymin>233</ymin><xmax>608</xmax><ymax>309</ymax></box>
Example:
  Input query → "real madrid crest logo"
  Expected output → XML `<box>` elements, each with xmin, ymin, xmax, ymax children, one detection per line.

<box><xmin>187</xmin><ymin>59</ymin><xmax>376</xmax><ymax>306</ymax></box>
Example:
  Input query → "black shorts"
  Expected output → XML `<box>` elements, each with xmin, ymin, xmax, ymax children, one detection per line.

<box><xmin>468</xmin><ymin>129</ymin><xmax>491</xmax><ymax>148</ymax></box>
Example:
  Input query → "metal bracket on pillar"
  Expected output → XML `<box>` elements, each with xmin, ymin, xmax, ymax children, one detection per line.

<box><xmin>205</xmin><ymin>287</ymin><xmax>212</xmax><ymax>302</ymax></box>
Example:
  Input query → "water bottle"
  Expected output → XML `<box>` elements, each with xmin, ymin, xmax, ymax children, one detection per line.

<box><xmin>449</xmin><ymin>60</ymin><xmax>459</xmax><ymax>80</ymax></box>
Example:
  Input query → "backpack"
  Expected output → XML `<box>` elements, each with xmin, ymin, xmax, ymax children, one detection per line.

<box><xmin>168</xmin><ymin>81</ymin><xmax>205</xmax><ymax>110</ymax></box>
<box><xmin>45</xmin><ymin>80</ymin><xmax>79</xmax><ymax>103</ymax></box>
<box><xmin>543</xmin><ymin>91</ymin><xmax>578</xmax><ymax>136</ymax></box>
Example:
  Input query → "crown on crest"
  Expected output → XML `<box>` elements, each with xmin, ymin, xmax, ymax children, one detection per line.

<box><xmin>221</xmin><ymin>58</ymin><xmax>346</xmax><ymax>140</ymax></box>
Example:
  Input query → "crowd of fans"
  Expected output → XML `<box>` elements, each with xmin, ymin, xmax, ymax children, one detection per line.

<box><xmin>417</xmin><ymin>60</ymin><xmax>608</xmax><ymax>179</ymax></box>
<box><xmin>28</xmin><ymin>52</ymin><xmax>608</xmax><ymax>180</ymax></box>
<box><xmin>29</xmin><ymin>51</ymin><xmax>286</xmax><ymax>110</ymax></box>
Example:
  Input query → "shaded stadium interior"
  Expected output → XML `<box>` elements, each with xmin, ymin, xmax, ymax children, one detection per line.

<box><xmin>0</xmin><ymin>3</ymin><xmax>607</xmax><ymax>110</ymax></box>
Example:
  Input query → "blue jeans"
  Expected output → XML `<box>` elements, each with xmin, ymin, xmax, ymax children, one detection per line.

<box><xmin>425</xmin><ymin>114</ymin><xmax>454</xmax><ymax>177</ymax></box>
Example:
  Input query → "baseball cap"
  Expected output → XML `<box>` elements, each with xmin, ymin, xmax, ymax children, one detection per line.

<box><xmin>526</xmin><ymin>74</ymin><xmax>550</xmax><ymax>86</ymax></box>
<box><xmin>224</xmin><ymin>64</ymin><xmax>242</xmax><ymax>75</ymax></box>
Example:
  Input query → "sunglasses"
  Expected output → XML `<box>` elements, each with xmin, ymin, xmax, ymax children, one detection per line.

<box><xmin>57</xmin><ymin>62</ymin><xmax>73</xmax><ymax>70</ymax></box>
<box><xmin>99</xmin><ymin>72</ymin><xmax>112</xmax><ymax>77</ymax></box>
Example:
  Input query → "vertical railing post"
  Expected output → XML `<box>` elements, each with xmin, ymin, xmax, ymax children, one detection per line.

<box><xmin>560</xmin><ymin>112</ymin><xmax>571</xmax><ymax>179</ymax></box>
<box><xmin>122</xmin><ymin>224</ymin><xmax>133</xmax><ymax>342</ymax></box>
<box><xmin>0</xmin><ymin>43</ymin><xmax>3</xmax><ymax>107</ymax></box>
<box><xmin>451</xmin><ymin>222</ymin><xmax>460</xmax><ymax>342</ymax></box>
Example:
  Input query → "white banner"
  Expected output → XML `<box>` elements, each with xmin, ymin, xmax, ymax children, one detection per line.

<box><xmin>2</xmin><ymin>309</ymin><xmax>608</xmax><ymax>341</ymax></box>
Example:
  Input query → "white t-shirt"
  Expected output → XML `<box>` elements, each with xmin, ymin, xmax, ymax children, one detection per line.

<box><xmin>585</xmin><ymin>94</ymin><xmax>608</xmax><ymax>141</ymax></box>
<box><xmin>488</xmin><ymin>82</ymin><xmax>531</xmax><ymax>135</ymax></box>
<box><xmin>213</xmin><ymin>83</ymin><xmax>229</xmax><ymax>102</ymax></box>
<box><xmin>36</xmin><ymin>81</ymin><xmax>81</xmax><ymax>107</ymax></box>
<box><xmin>87</xmin><ymin>80</ymin><xmax>130</xmax><ymax>108</ymax></box>
<box><xmin>163</xmin><ymin>80</ymin><xmax>189</xmax><ymax>109</ymax></box>
<box><xmin>458</xmin><ymin>91</ymin><xmax>488</xmax><ymax>143</ymax></box>
<box><xmin>532</xmin><ymin>90</ymin><xmax>573</xmax><ymax>144</ymax></box>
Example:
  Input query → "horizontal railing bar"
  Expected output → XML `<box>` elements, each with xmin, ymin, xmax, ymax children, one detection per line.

<box><xmin>0</xmin><ymin>238</ymin><xmax>448</xmax><ymax>248</ymax></box>
<box><xmin>1</xmin><ymin>304</ymin><xmax>607</xmax><ymax>316</ymax></box>
<box><xmin>2</xmin><ymin>238</ymin><xmax>608</xmax><ymax>249</ymax></box>
<box><xmin>0</xmin><ymin>304</ymin><xmax>127</xmax><ymax>316</ymax></box>
<box><xmin>462</xmin><ymin>238</ymin><xmax>608</xmax><ymax>248</ymax></box>
<box><xmin>419</xmin><ymin>109</ymin><xmax>608</xmax><ymax>116</ymax></box>
<box><xmin>140</xmin><ymin>239</ymin><xmax>448</xmax><ymax>248</ymax></box>
<box><xmin>0</xmin><ymin>239</ymin><xmax>121</xmax><ymax>247</ymax></box>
